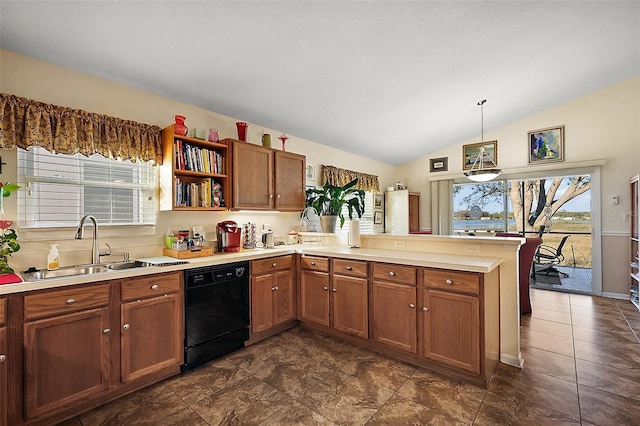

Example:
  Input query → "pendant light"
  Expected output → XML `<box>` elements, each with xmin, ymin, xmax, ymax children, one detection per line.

<box><xmin>464</xmin><ymin>100</ymin><xmax>502</xmax><ymax>182</ymax></box>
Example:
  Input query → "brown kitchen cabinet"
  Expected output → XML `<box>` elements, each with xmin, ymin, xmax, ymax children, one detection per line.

<box><xmin>299</xmin><ymin>257</ymin><xmax>368</xmax><ymax>339</ymax></box>
<box><xmin>232</xmin><ymin>140</ymin><xmax>305</xmax><ymax>211</ymax></box>
<box><xmin>160</xmin><ymin>125</ymin><xmax>232</xmax><ymax>211</ymax></box>
<box><xmin>420</xmin><ymin>267</ymin><xmax>499</xmax><ymax>381</ymax></box>
<box><xmin>22</xmin><ymin>284</ymin><xmax>113</xmax><ymax>420</ymax></box>
<box><xmin>250</xmin><ymin>256</ymin><xmax>295</xmax><ymax>338</ymax></box>
<box><xmin>371</xmin><ymin>262</ymin><xmax>418</xmax><ymax>353</ymax></box>
<box><xmin>0</xmin><ymin>297</ymin><xmax>7</xmax><ymax>426</ymax></box>
<box><xmin>120</xmin><ymin>272</ymin><xmax>183</xmax><ymax>383</ymax></box>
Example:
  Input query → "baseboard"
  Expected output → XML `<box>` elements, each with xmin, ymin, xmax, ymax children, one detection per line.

<box><xmin>501</xmin><ymin>353</ymin><xmax>523</xmax><ymax>368</ymax></box>
<box><xmin>602</xmin><ymin>291</ymin><xmax>629</xmax><ymax>300</ymax></box>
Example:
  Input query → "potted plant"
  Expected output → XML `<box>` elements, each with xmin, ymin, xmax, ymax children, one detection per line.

<box><xmin>0</xmin><ymin>183</ymin><xmax>21</xmax><ymax>274</ymax></box>
<box><xmin>305</xmin><ymin>178</ymin><xmax>365</xmax><ymax>232</ymax></box>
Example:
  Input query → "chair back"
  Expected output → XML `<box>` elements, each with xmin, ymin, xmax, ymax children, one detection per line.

<box><xmin>555</xmin><ymin>235</ymin><xmax>570</xmax><ymax>256</ymax></box>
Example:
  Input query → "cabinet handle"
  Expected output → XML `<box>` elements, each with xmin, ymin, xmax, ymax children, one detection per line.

<box><xmin>323</xmin><ymin>286</ymin><xmax>328</xmax><ymax>291</ymax></box>
<box><xmin>271</xmin><ymin>287</ymin><xmax>276</xmax><ymax>291</ymax></box>
<box><xmin>103</xmin><ymin>328</ymin><xmax>111</xmax><ymax>334</ymax></box>
<box><xmin>422</xmin><ymin>307</ymin><xmax>429</xmax><ymax>312</ymax></box>
<box><xmin>123</xmin><ymin>323</ymin><xmax>130</xmax><ymax>330</ymax></box>
<box><xmin>151</xmin><ymin>284</ymin><xmax>159</xmax><ymax>290</ymax></box>
<box><xmin>346</xmin><ymin>266</ymin><xmax>353</xmax><ymax>271</ymax></box>
<box><xmin>276</xmin><ymin>194</ymin><xmax>281</xmax><ymax>199</ymax></box>
<box><xmin>0</xmin><ymin>355</ymin><xmax>6</xmax><ymax>363</ymax></box>
<box><xmin>389</xmin><ymin>271</ymin><xmax>396</xmax><ymax>277</ymax></box>
<box><xmin>273</xmin><ymin>286</ymin><xmax>279</xmax><ymax>291</ymax></box>
<box><xmin>409</xmin><ymin>303</ymin><xmax>415</xmax><ymax>309</ymax></box>
<box><xmin>445</xmin><ymin>279</ymin><xmax>453</xmax><ymax>285</ymax></box>
<box><xmin>66</xmin><ymin>298</ymin><xmax>75</xmax><ymax>305</ymax></box>
<box><xmin>311</xmin><ymin>261</ymin><xmax>316</xmax><ymax>266</ymax></box>
<box><xmin>332</xmin><ymin>288</ymin><xmax>337</xmax><ymax>292</ymax></box>
<box><xmin>272</xmin><ymin>262</ymin><xmax>277</xmax><ymax>267</ymax></box>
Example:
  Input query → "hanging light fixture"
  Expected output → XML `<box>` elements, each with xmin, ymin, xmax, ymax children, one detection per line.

<box><xmin>464</xmin><ymin>100</ymin><xmax>502</xmax><ymax>182</ymax></box>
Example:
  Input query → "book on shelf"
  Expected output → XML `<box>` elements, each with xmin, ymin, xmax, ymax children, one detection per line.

<box><xmin>174</xmin><ymin>177</ymin><xmax>223</xmax><ymax>208</ymax></box>
<box><xmin>173</xmin><ymin>140</ymin><xmax>225</xmax><ymax>174</ymax></box>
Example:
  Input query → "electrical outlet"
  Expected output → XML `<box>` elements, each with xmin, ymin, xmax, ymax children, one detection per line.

<box><xmin>394</xmin><ymin>241</ymin><xmax>406</xmax><ymax>248</ymax></box>
<box><xmin>465</xmin><ymin>244</ymin><xmax>480</xmax><ymax>253</ymax></box>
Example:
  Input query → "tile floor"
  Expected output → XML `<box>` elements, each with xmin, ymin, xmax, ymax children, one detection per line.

<box><xmin>59</xmin><ymin>288</ymin><xmax>640</xmax><ymax>425</ymax></box>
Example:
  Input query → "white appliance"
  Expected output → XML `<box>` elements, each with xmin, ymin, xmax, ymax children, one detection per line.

<box><xmin>385</xmin><ymin>190</ymin><xmax>410</xmax><ymax>235</ymax></box>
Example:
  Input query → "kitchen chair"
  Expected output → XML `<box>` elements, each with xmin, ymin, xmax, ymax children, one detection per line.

<box><xmin>535</xmin><ymin>235</ymin><xmax>570</xmax><ymax>277</ymax></box>
<box><xmin>496</xmin><ymin>232</ymin><xmax>542</xmax><ymax>315</ymax></box>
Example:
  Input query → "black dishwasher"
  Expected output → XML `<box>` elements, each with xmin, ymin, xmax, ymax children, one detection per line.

<box><xmin>182</xmin><ymin>261</ymin><xmax>249</xmax><ymax>371</ymax></box>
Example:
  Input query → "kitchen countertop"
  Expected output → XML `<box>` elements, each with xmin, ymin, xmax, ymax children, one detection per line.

<box><xmin>0</xmin><ymin>246</ymin><xmax>502</xmax><ymax>295</ymax></box>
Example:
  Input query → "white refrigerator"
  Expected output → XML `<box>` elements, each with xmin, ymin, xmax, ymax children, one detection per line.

<box><xmin>385</xmin><ymin>190</ymin><xmax>409</xmax><ymax>235</ymax></box>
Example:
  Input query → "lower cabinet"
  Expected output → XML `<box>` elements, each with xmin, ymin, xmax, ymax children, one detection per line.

<box><xmin>250</xmin><ymin>255</ymin><xmax>295</xmax><ymax>336</ymax></box>
<box><xmin>371</xmin><ymin>262</ymin><xmax>418</xmax><ymax>353</ymax></box>
<box><xmin>120</xmin><ymin>273</ymin><xmax>183</xmax><ymax>383</ymax></box>
<box><xmin>14</xmin><ymin>271</ymin><xmax>184</xmax><ymax>425</ymax></box>
<box><xmin>1</xmin><ymin>297</ymin><xmax>8</xmax><ymax>426</ymax></box>
<box><xmin>23</xmin><ymin>284</ymin><xmax>112</xmax><ymax>420</ymax></box>
<box><xmin>299</xmin><ymin>267</ymin><xmax>330</xmax><ymax>326</ymax></box>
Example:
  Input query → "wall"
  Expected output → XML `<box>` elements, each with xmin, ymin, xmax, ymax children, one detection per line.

<box><xmin>0</xmin><ymin>49</ymin><xmax>396</xmax><ymax>271</ymax></box>
<box><xmin>397</xmin><ymin>76</ymin><xmax>640</xmax><ymax>296</ymax></box>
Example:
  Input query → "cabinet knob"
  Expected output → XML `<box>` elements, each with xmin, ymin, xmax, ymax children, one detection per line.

<box><xmin>422</xmin><ymin>307</ymin><xmax>429</xmax><ymax>312</ymax></box>
<box><xmin>332</xmin><ymin>288</ymin><xmax>337</xmax><ymax>292</ymax></box>
<box><xmin>323</xmin><ymin>286</ymin><xmax>328</xmax><ymax>291</ymax></box>
<box><xmin>445</xmin><ymin>279</ymin><xmax>453</xmax><ymax>285</ymax></box>
<box><xmin>389</xmin><ymin>271</ymin><xmax>396</xmax><ymax>277</ymax></box>
<box><xmin>0</xmin><ymin>354</ymin><xmax>6</xmax><ymax>363</ymax></box>
<box><xmin>103</xmin><ymin>328</ymin><xmax>111</xmax><ymax>334</ymax></box>
<box><xmin>151</xmin><ymin>284</ymin><xmax>159</xmax><ymax>290</ymax></box>
<box><xmin>123</xmin><ymin>323</ymin><xmax>130</xmax><ymax>330</ymax></box>
<box><xmin>272</xmin><ymin>262</ymin><xmax>277</xmax><ymax>267</ymax></box>
<box><xmin>272</xmin><ymin>286</ymin><xmax>279</xmax><ymax>291</ymax></box>
<box><xmin>276</xmin><ymin>194</ymin><xmax>281</xmax><ymax>199</ymax></box>
<box><xmin>311</xmin><ymin>261</ymin><xmax>316</xmax><ymax>266</ymax></box>
<box><xmin>346</xmin><ymin>266</ymin><xmax>353</xmax><ymax>271</ymax></box>
<box><xmin>409</xmin><ymin>303</ymin><xmax>415</xmax><ymax>309</ymax></box>
<box><xmin>270</xmin><ymin>194</ymin><xmax>274</xmax><ymax>199</ymax></box>
<box><xmin>66</xmin><ymin>298</ymin><xmax>75</xmax><ymax>305</ymax></box>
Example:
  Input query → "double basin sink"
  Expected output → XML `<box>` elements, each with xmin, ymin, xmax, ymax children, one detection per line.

<box><xmin>22</xmin><ymin>261</ymin><xmax>149</xmax><ymax>282</ymax></box>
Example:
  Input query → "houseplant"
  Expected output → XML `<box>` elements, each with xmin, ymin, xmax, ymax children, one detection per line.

<box><xmin>0</xmin><ymin>182</ymin><xmax>21</xmax><ymax>274</ymax></box>
<box><xmin>305</xmin><ymin>178</ymin><xmax>365</xmax><ymax>232</ymax></box>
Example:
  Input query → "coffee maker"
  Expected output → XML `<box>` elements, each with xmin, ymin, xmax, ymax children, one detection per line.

<box><xmin>216</xmin><ymin>221</ymin><xmax>241</xmax><ymax>252</ymax></box>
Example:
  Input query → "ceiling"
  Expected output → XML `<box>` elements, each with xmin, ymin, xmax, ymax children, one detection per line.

<box><xmin>1</xmin><ymin>1</ymin><xmax>638</xmax><ymax>166</ymax></box>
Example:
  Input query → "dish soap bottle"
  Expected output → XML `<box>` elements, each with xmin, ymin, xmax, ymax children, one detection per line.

<box><xmin>47</xmin><ymin>244</ymin><xmax>60</xmax><ymax>270</ymax></box>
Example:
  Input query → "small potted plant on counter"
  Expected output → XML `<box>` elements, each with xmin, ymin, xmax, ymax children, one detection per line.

<box><xmin>305</xmin><ymin>178</ymin><xmax>365</xmax><ymax>233</ymax></box>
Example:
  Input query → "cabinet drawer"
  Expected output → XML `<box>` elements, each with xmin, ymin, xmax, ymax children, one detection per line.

<box><xmin>373</xmin><ymin>263</ymin><xmax>416</xmax><ymax>285</ymax></box>
<box><xmin>24</xmin><ymin>284</ymin><xmax>111</xmax><ymax>321</ymax></box>
<box><xmin>300</xmin><ymin>256</ymin><xmax>329</xmax><ymax>272</ymax></box>
<box><xmin>121</xmin><ymin>271</ymin><xmax>182</xmax><ymax>302</ymax></box>
<box><xmin>0</xmin><ymin>297</ymin><xmax>6</xmax><ymax>326</ymax></box>
<box><xmin>251</xmin><ymin>255</ymin><xmax>294</xmax><ymax>275</ymax></box>
<box><xmin>423</xmin><ymin>269</ymin><xmax>479</xmax><ymax>295</ymax></box>
<box><xmin>333</xmin><ymin>259</ymin><xmax>368</xmax><ymax>278</ymax></box>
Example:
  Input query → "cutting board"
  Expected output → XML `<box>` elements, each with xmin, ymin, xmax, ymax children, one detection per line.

<box><xmin>136</xmin><ymin>256</ymin><xmax>189</xmax><ymax>266</ymax></box>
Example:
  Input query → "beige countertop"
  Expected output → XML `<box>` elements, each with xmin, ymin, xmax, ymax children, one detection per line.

<box><xmin>0</xmin><ymin>246</ymin><xmax>502</xmax><ymax>295</ymax></box>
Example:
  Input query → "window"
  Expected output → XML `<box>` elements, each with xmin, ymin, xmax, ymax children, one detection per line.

<box><xmin>17</xmin><ymin>147</ymin><xmax>155</xmax><ymax>228</ymax></box>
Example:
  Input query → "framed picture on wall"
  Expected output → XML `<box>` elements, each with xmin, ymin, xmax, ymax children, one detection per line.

<box><xmin>429</xmin><ymin>157</ymin><xmax>448</xmax><ymax>172</ymax></box>
<box><xmin>306</xmin><ymin>165</ymin><xmax>316</xmax><ymax>180</ymax></box>
<box><xmin>528</xmin><ymin>125</ymin><xmax>564</xmax><ymax>164</ymax></box>
<box><xmin>374</xmin><ymin>211</ymin><xmax>383</xmax><ymax>224</ymax></box>
<box><xmin>374</xmin><ymin>194</ymin><xmax>383</xmax><ymax>209</ymax></box>
<box><xmin>463</xmin><ymin>141</ymin><xmax>497</xmax><ymax>170</ymax></box>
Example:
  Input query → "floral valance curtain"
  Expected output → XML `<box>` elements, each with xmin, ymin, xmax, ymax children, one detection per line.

<box><xmin>0</xmin><ymin>93</ymin><xmax>162</xmax><ymax>163</ymax></box>
<box><xmin>320</xmin><ymin>165</ymin><xmax>380</xmax><ymax>192</ymax></box>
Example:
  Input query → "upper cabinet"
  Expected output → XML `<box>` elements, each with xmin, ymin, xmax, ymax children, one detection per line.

<box><xmin>232</xmin><ymin>140</ymin><xmax>305</xmax><ymax>211</ymax></box>
<box><xmin>160</xmin><ymin>126</ymin><xmax>232</xmax><ymax>211</ymax></box>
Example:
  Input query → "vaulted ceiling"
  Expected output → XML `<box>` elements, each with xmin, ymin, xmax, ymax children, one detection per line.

<box><xmin>1</xmin><ymin>1</ymin><xmax>638</xmax><ymax>165</ymax></box>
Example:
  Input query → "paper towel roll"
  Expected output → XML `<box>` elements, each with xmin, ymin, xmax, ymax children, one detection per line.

<box><xmin>348</xmin><ymin>220</ymin><xmax>361</xmax><ymax>248</ymax></box>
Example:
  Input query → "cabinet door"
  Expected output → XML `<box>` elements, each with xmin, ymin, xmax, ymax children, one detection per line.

<box><xmin>422</xmin><ymin>289</ymin><xmax>480</xmax><ymax>373</ymax></box>
<box><xmin>332</xmin><ymin>275</ymin><xmax>368</xmax><ymax>338</ymax></box>
<box><xmin>24</xmin><ymin>308</ymin><xmax>111</xmax><ymax>419</ymax></box>
<box><xmin>273</xmin><ymin>270</ymin><xmax>295</xmax><ymax>325</ymax></box>
<box><xmin>233</xmin><ymin>142</ymin><xmax>273</xmax><ymax>209</ymax></box>
<box><xmin>121</xmin><ymin>294</ymin><xmax>183</xmax><ymax>383</ymax></box>
<box><xmin>251</xmin><ymin>274</ymin><xmax>275</xmax><ymax>333</ymax></box>
<box><xmin>372</xmin><ymin>281</ymin><xmax>417</xmax><ymax>353</ymax></box>
<box><xmin>0</xmin><ymin>327</ymin><xmax>6</xmax><ymax>426</ymax></box>
<box><xmin>274</xmin><ymin>151</ymin><xmax>305</xmax><ymax>211</ymax></box>
<box><xmin>299</xmin><ymin>270</ymin><xmax>330</xmax><ymax>326</ymax></box>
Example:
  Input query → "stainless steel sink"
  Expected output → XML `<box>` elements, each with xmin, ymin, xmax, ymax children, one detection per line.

<box><xmin>104</xmin><ymin>260</ymin><xmax>147</xmax><ymax>270</ymax></box>
<box><xmin>22</xmin><ymin>261</ymin><xmax>149</xmax><ymax>281</ymax></box>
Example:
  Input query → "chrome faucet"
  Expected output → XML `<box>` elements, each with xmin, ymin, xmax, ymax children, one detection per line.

<box><xmin>75</xmin><ymin>215</ymin><xmax>101</xmax><ymax>264</ymax></box>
